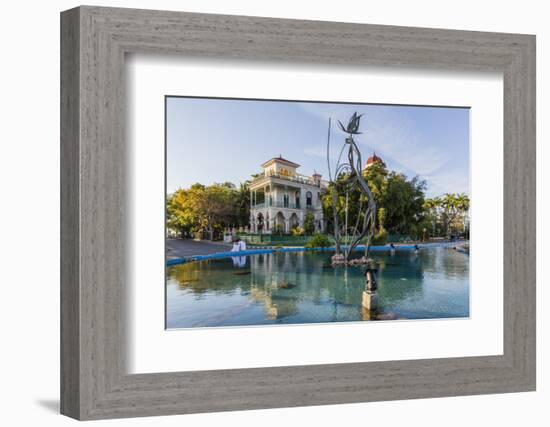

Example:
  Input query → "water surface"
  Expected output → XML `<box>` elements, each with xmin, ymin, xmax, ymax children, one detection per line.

<box><xmin>166</xmin><ymin>247</ymin><xmax>469</xmax><ymax>328</ymax></box>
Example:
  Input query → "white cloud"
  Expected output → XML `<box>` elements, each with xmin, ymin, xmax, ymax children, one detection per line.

<box><xmin>422</xmin><ymin>171</ymin><xmax>470</xmax><ymax>197</ymax></box>
<box><xmin>299</xmin><ymin>102</ymin><xmax>468</xmax><ymax>196</ymax></box>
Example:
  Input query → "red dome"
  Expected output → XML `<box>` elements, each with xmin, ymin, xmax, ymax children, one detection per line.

<box><xmin>365</xmin><ymin>152</ymin><xmax>384</xmax><ymax>168</ymax></box>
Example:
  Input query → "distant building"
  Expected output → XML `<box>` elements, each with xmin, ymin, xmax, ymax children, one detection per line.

<box><xmin>249</xmin><ymin>156</ymin><xmax>326</xmax><ymax>234</ymax></box>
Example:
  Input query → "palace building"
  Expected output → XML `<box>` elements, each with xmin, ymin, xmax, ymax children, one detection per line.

<box><xmin>249</xmin><ymin>156</ymin><xmax>327</xmax><ymax>234</ymax></box>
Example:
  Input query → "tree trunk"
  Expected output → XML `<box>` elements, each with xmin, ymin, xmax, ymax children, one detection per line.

<box><xmin>207</xmin><ymin>219</ymin><xmax>214</xmax><ymax>241</ymax></box>
<box><xmin>331</xmin><ymin>190</ymin><xmax>341</xmax><ymax>255</ymax></box>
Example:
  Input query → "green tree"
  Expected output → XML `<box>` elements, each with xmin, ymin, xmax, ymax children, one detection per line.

<box><xmin>439</xmin><ymin>193</ymin><xmax>470</xmax><ymax>236</ymax></box>
<box><xmin>379</xmin><ymin>173</ymin><xmax>426</xmax><ymax>236</ymax></box>
<box><xmin>305</xmin><ymin>233</ymin><xmax>331</xmax><ymax>248</ymax></box>
<box><xmin>167</xmin><ymin>188</ymin><xmax>195</xmax><ymax>237</ymax></box>
<box><xmin>236</xmin><ymin>182</ymin><xmax>251</xmax><ymax>228</ymax></box>
<box><xmin>303</xmin><ymin>212</ymin><xmax>315</xmax><ymax>235</ymax></box>
<box><xmin>166</xmin><ymin>183</ymin><xmax>241</xmax><ymax>240</ymax></box>
<box><xmin>322</xmin><ymin>173</ymin><xmax>367</xmax><ymax>237</ymax></box>
<box><xmin>423</xmin><ymin>193</ymin><xmax>470</xmax><ymax>237</ymax></box>
<box><xmin>377</xmin><ymin>207</ymin><xmax>386</xmax><ymax>229</ymax></box>
<box><xmin>323</xmin><ymin>166</ymin><xmax>426</xmax><ymax>239</ymax></box>
<box><xmin>166</xmin><ymin>183</ymin><xmax>210</xmax><ymax>237</ymax></box>
<box><xmin>454</xmin><ymin>193</ymin><xmax>470</xmax><ymax>235</ymax></box>
<box><xmin>362</xmin><ymin>161</ymin><xmax>388</xmax><ymax>203</ymax></box>
<box><xmin>423</xmin><ymin>196</ymin><xmax>441</xmax><ymax>236</ymax></box>
<box><xmin>214</xmin><ymin>181</ymin><xmax>237</xmax><ymax>190</ymax></box>
<box><xmin>201</xmin><ymin>185</ymin><xmax>238</xmax><ymax>240</ymax></box>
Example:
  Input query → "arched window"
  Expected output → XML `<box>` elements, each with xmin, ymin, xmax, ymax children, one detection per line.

<box><xmin>306</xmin><ymin>191</ymin><xmax>313</xmax><ymax>207</ymax></box>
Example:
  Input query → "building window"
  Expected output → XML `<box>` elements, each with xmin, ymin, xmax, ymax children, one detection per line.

<box><xmin>283</xmin><ymin>194</ymin><xmax>289</xmax><ymax>208</ymax></box>
<box><xmin>306</xmin><ymin>191</ymin><xmax>312</xmax><ymax>207</ymax></box>
<box><xmin>269</xmin><ymin>195</ymin><xmax>273</xmax><ymax>206</ymax></box>
<box><xmin>295</xmin><ymin>191</ymin><xmax>300</xmax><ymax>208</ymax></box>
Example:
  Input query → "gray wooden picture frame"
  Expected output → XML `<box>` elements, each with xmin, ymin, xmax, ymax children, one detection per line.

<box><xmin>60</xmin><ymin>5</ymin><xmax>536</xmax><ymax>420</ymax></box>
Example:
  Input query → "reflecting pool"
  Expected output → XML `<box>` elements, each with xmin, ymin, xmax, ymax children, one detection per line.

<box><xmin>166</xmin><ymin>247</ymin><xmax>469</xmax><ymax>328</ymax></box>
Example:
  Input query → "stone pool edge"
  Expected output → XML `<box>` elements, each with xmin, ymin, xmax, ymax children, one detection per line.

<box><xmin>165</xmin><ymin>242</ymin><xmax>464</xmax><ymax>267</ymax></box>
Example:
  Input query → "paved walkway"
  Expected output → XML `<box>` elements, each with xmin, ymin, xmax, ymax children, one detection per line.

<box><xmin>167</xmin><ymin>239</ymin><xmax>232</xmax><ymax>259</ymax></box>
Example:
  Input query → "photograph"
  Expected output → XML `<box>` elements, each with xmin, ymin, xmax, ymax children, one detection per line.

<box><xmin>165</xmin><ymin>96</ymin><xmax>471</xmax><ymax>328</ymax></box>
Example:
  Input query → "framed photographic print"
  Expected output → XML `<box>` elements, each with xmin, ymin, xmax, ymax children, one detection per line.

<box><xmin>61</xmin><ymin>6</ymin><xmax>536</xmax><ymax>420</ymax></box>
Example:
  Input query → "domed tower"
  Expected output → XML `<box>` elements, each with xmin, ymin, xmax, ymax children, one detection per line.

<box><xmin>364</xmin><ymin>151</ymin><xmax>385</xmax><ymax>170</ymax></box>
<box><xmin>311</xmin><ymin>170</ymin><xmax>322</xmax><ymax>186</ymax></box>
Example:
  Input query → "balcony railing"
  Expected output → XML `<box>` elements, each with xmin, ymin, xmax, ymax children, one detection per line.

<box><xmin>251</xmin><ymin>201</ymin><xmax>299</xmax><ymax>209</ymax></box>
<box><xmin>251</xmin><ymin>201</ymin><xmax>322</xmax><ymax>210</ymax></box>
<box><xmin>251</xmin><ymin>172</ymin><xmax>322</xmax><ymax>187</ymax></box>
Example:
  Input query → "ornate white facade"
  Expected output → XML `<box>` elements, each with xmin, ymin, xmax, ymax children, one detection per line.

<box><xmin>249</xmin><ymin>156</ymin><xmax>326</xmax><ymax>234</ymax></box>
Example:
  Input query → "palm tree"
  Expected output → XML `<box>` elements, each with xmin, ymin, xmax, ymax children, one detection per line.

<box><xmin>441</xmin><ymin>193</ymin><xmax>470</xmax><ymax>236</ymax></box>
<box><xmin>423</xmin><ymin>197</ymin><xmax>441</xmax><ymax>236</ymax></box>
<box><xmin>440</xmin><ymin>194</ymin><xmax>457</xmax><ymax>236</ymax></box>
<box><xmin>455</xmin><ymin>193</ymin><xmax>470</xmax><ymax>233</ymax></box>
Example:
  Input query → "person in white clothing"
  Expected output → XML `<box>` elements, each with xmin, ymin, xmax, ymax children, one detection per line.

<box><xmin>231</xmin><ymin>237</ymin><xmax>247</xmax><ymax>252</ymax></box>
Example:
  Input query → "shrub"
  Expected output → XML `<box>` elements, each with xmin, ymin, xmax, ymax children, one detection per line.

<box><xmin>291</xmin><ymin>226</ymin><xmax>305</xmax><ymax>236</ymax></box>
<box><xmin>305</xmin><ymin>233</ymin><xmax>331</xmax><ymax>248</ymax></box>
<box><xmin>371</xmin><ymin>227</ymin><xmax>388</xmax><ymax>246</ymax></box>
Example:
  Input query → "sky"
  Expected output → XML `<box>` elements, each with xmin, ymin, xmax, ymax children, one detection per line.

<box><xmin>166</xmin><ymin>96</ymin><xmax>470</xmax><ymax>197</ymax></box>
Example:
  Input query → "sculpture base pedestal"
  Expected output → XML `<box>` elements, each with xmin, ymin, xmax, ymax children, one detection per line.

<box><xmin>362</xmin><ymin>291</ymin><xmax>378</xmax><ymax>311</ymax></box>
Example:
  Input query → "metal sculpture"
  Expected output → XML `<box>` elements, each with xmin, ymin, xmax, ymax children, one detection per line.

<box><xmin>326</xmin><ymin>113</ymin><xmax>376</xmax><ymax>263</ymax></box>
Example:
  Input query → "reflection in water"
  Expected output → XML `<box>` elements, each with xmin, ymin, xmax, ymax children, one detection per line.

<box><xmin>231</xmin><ymin>256</ymin><xmax>247</xmax><ymax>268</ymax></box>
<box><xmin>166</xmin><ymin>248</ymin><xmax>469</xmax><ymax>328</ymax></box>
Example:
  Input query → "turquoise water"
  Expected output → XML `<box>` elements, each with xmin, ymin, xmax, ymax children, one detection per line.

<box><xmin>166</xmin><ymin>247</ymin><xmax>469</xmax><ymax>328</ymax></box>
